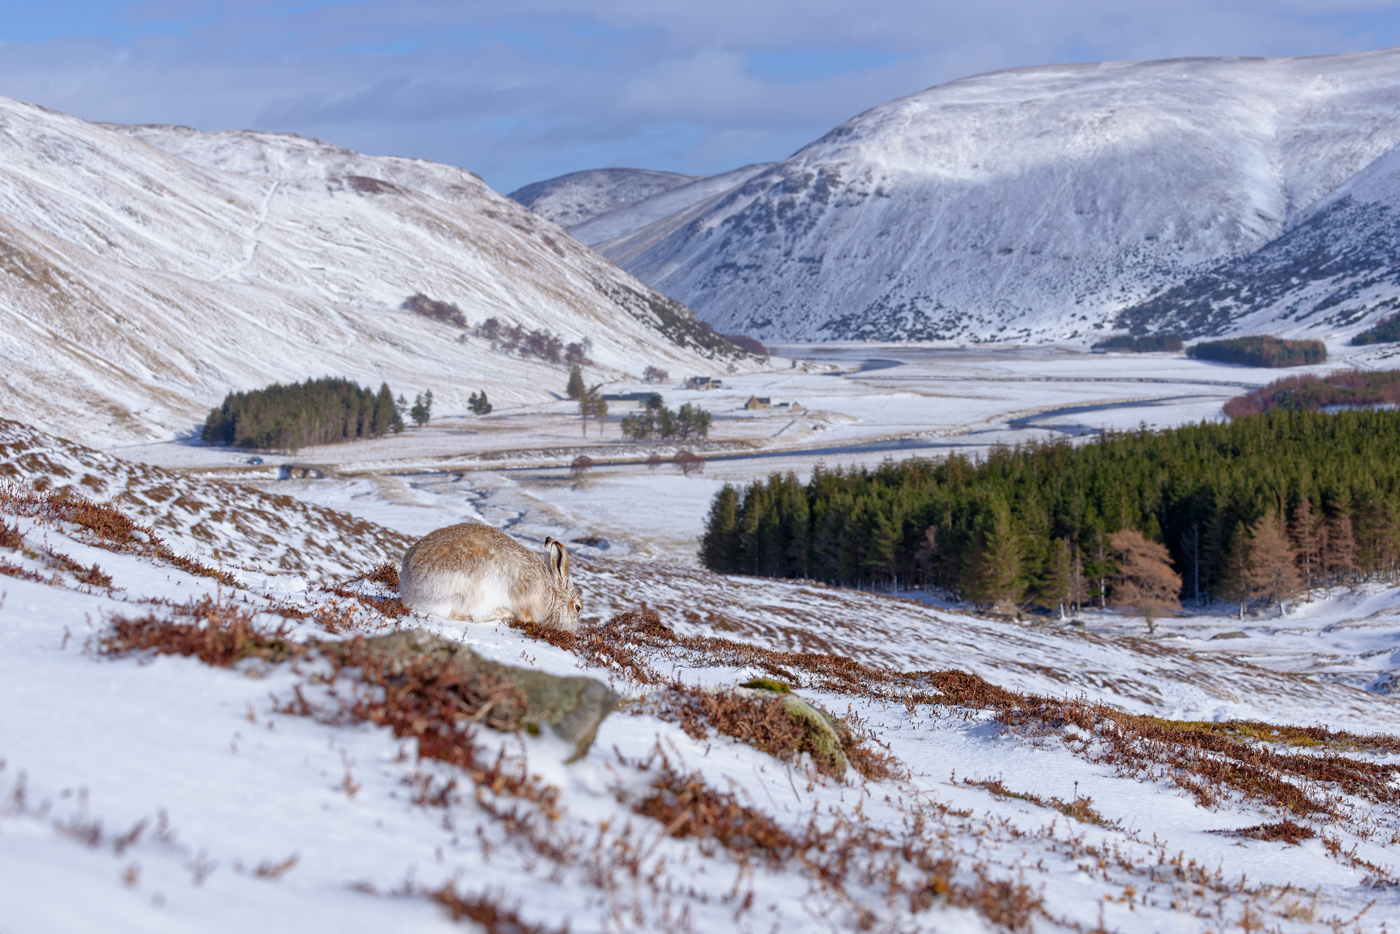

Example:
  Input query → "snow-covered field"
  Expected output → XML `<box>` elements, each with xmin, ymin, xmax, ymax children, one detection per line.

<box><xmin>5</xmin><ymin>345</ymin><xmax>1400</xmax><ymax>932</ymax></box>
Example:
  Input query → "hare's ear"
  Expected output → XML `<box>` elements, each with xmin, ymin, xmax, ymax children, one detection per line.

<box><xmin>545</xmin><ymin>537</ymin><xmax>570</xmax><ymax>584</ymax></box>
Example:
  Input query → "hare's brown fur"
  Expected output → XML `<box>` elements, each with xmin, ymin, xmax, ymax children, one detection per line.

<box><xmin>399</xmin><ymin>523</ymin><xmax>581</xmax><ymax>630</ymax></box>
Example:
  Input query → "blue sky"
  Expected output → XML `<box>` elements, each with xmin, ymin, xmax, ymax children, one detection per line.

<box><xmin>2</xmin><ymin>1</ymin><xmax>1399</xmax><ymax>194</ymax></box>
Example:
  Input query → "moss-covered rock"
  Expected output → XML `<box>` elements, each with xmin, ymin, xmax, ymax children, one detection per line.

<box><xmin>327</xmin><ymin>629</ymin><xmax>621</xmax><ymax>761</ymax></box>
<box><xmin>737</xmin><ymin>683</ymin><xmax>848</xmax><ymax>778</ymax></box>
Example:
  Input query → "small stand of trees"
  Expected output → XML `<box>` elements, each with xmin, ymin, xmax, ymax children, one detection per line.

<box><xmin>468</xmin><ymin>391</ymin><xmax>492</xmax><ymax>415</ymax></box>
<box><xmin>475</xmin><ymin>318</ymin><xmax>590</xmax><ymax>365</ymax></box>
<box><xmin>1350</xmin><ymin>309</ymin><xmax>1400</xmax><ymax>345</ymax></box>
<box><xmin>402</xmin><ymin>293</ymin><xmax>467</xmax><ymax>328</ymax></box>
<box><xmin>643</xmin><ymin>366</ymin><xmax>669</xmax><ymax>383</ymax></box>
<box><xmin>1093</xmin><ymin>334</ymin><xmax>1183</xmax><ymax>353</ymax></box>
<box><xmin>1188</xmin><ymin>336</ymin><xmax>1326</xmax><ymax>368</ymax></box>
<box><xmin>1223</xmin><ymin>369</ymin><xmax>1400</xmax><ymax>419</ymax></box>
<box><xmin>620</xmin><ymin>397</ymin><xmax>711</xmax><ymax>442</ymax></box>
<box><xmin>203</xmin><ymin>377</ymin><xmax>403</xmax><ymax>451</ymax></box>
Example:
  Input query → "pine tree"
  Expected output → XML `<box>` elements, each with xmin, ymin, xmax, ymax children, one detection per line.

<box><xmin>1218</xmin><ymin>521</ymin><xmax>1253</xmax><ymax>619</ymax></box>
<box><xmin>700</xmin><ymin>487</ymin><xmax>744</xmax><ymax>574</ymax></box>
<box><xmin>966</xmin><ymin>502</ymin><xmax>1025</xmax><ymax>605</ymax></box>
<box><xmin>410</xmin><ymin>390</ymin><xmax>433</xmax><ymax>427</ymax></box>
<box><xmin>565</xmin><ymin>366</ymin><xmax>585</xmax><ymax>401</ymax></box>
<box><xmin>1067</xmin><ymin>547</ymin><xmax>1089</xmax><ymax>615</ymax></box>
<box><xmin>468</xmin><ymin>390</ymin><xmax>492</xmax><ymax>415</ymax></box>
<box><xmin>1038</xmin><ymin>537</ymin><xmax>1072</xmax><ymax>617</ymax></box>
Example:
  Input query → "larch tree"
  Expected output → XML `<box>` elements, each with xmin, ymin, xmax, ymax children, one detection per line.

<box><xmin>1108</xmin><ymin>529</ymin><xmax>1182</xmax><ymax>633</ymax></box>
<box><xmin>1245</xmin><ymin>510</ymin><xmax>1301</xmax><ymax>612</ymax></box>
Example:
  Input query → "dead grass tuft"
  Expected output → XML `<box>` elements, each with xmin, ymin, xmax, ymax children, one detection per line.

<box><xmin>965</xmin><ymin>776</ymin><xmax>1116</xmax><ymax>828</ymax></box>
<box><xmin>1000</xmin><ymin>696</ymin><xmax>1400</xmax><ymax>821</ymax></box>
<box><xmin>428</xmin><ymin>885</ymin><xmax>568</xmax><ymax>934</ymax></box>
<box><xmin>635</xmin><ymin>760</ymin><xmax>796</xmax><ymax>860</ymax></box>
<box><xmin>1210</xmin><ymin>818</ymin><xmax>1317</xmax><ymax>846</ymax></box>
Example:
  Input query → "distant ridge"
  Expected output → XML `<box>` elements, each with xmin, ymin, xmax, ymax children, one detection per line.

<box><xmin>509</xmin><ymin>168</ymin><xmax>703</xmax><ymax>228</ymax></box>
<box><xmin>520</xmin><ymin>48</ymin><xmax>1400</xmax><ymax>346</ymax></box>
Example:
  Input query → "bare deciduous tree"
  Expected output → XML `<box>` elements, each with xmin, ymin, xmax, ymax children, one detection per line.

<box><xmin>1108</xmin><ymin>529</ymin><xmax>1182</xmax><ymax>632</ymax></box>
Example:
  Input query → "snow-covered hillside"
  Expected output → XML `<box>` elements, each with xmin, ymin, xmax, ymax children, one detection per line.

<box><xmin>507</xmin><ymin>167</ymin><xmax>703</xmax><ymax>228</ymax></box>
<box><xmin>1116</xmin><ymin>136</ymin><xmax>1400</xmax><ymax>339</ymax></box>
<box><xmin>4</xmin><ymin>418</ymin><xmax>1400</xmax><ymax>933</ymax></box>
<box><xmin>567</xmin><ymin>163</ymin><xmax>775</xmax><ymax>246</ymax></box>
<box><xmin>532</xmin><ymin>48</ymin><xmax>1400</xmax><ymax>344</ymax></box>
<box><xmin>0</xmin><ymin>98</ymin><xmax>751</xmax><ymax>449</ymax></box>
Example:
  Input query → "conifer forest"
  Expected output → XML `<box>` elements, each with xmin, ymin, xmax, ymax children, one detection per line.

<box><xmin>202</xmin><ymin>377</ymin><xmax>404</xmax><ymax>450</ymax></box>
<box><xmin>701</xmin><ymin>409</ymin><xmax>1400</xmax><ymax>614</ymax></box>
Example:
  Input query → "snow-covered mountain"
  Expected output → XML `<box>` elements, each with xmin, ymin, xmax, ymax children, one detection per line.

<box><xmin>1116</xmin><ymin>135</ymin><xmax>1400</xmax><ymax>339</ymax></box>
<box><xmin>507</xmin><ymin>167</ymin><xmax>702</xmax><ymax>228</ymax></box>
<box><xmin>528</xmin><ymin>48</ymin><xmax>1400</xmax><ymax>344</ymax></box>
<box><xmin>567</xmin><ymin>164</ymin><xmax>775</xmax><ymax>246</ymax></box>
<box><xmin>0</xmin><ymin>98</ymin><xmax>747</xmax><ymax>448</ymax></box>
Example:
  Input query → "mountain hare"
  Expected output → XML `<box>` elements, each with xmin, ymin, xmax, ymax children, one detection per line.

<box><xmin>400</xmin><ymin>522</ymin><xmax>582</xmax><ymax>631</ymax></box>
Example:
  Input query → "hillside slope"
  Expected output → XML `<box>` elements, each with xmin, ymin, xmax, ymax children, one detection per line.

<box><xmin>507</xmin><ymin>167</ymin><xmax>702</xmax><ymax>227</ymax></box>
<box><xmin>1116</xmin><ymin>137</ymin><xmax>1400</xmax><ymax>339</ymax></box>
<box><xmin>0</xmin><ymin>99</ymin><xmax>745</xmax><ymax>449</ymax></box>
<box><xmin>3</xmin><ymin>418</ymin><xmax>1399</xmax><ymax>932</ymax></box>
<box><xmin>576</xmin><ymin>48</ymin><xmax>1400</xmax><ymax>343</ymax></box>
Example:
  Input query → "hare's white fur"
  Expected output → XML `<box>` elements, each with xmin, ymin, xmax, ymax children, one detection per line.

<box><xmin>399</xmin><ymin>522</ymin><xmax>582</xmax><ymax>631</ymax></box>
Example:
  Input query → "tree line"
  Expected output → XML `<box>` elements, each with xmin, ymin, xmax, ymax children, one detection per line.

<box><xmin>1350</xmin><ymin>310</ymin><xmax>1400</xmax><ymax>346</ymax></box>
<box><xmin>1187</xmin><ymin>336</ymin><xmax>1326</xmax><ymax>368</ymax></box>
<box><xmin>203</xmin><ymin>377</ymin><xmax>404</xmax><ymax>450</ymax></box>
<box><xmin>1093</xmin><ymin>334</ymin><xmax>1183</xmax><ymax>353</ymax></box>
<box><xmin>701</xmin><ymin>409</ymin><xmax>1400</xmax><ymax>618</ymax></box>
<box><xmin>1223</xmin><ymin>369</ymin><xmax>1400</xmax><ymax>419</ymax></box>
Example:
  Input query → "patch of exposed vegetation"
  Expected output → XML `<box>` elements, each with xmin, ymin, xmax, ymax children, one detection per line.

<box><xmin>0</xmin><ymin>486</ymin><xmax>237</xmax><ymax>587</ymax></box>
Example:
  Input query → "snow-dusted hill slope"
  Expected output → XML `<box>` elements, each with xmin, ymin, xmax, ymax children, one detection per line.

<box><xmin>568</xmin><ymin>163</ymin><xmax>775</xmax><ymax>246</ymax></box>
<box><xmin>507</xmin><ymin>167</ymin><xmax>702</xmax><ymax>228</ymax></box>
<box><xmin>5</xmin><ymin>419</ymin><xmax>1400</xmax><ymax>932</ymax></box>
<box><xmin>581</xmin><ymin>48</ymin><xmax>1400</xmax><ymax>343</ymax></box>
<box><xmin>0</xmin><ymin>98</ymin><xmax>748</xmax><ymax>449</ymax></box>
<box><xmin>1116</xmin><ymin>137</ymin><xmax>1400</xmax><ymax>339</ymax></box>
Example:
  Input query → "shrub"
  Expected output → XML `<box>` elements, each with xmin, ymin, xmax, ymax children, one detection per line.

<box><xmin>402</xmin><ymin>293</ymin><xmax>467</xmax><ymax>328</ymax></box>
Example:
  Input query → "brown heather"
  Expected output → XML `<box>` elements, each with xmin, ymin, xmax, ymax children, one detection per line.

<box><xmin>0</xmin><ymin>486</ymin><xmax>237</xmax><ymax>586</ymax></box>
